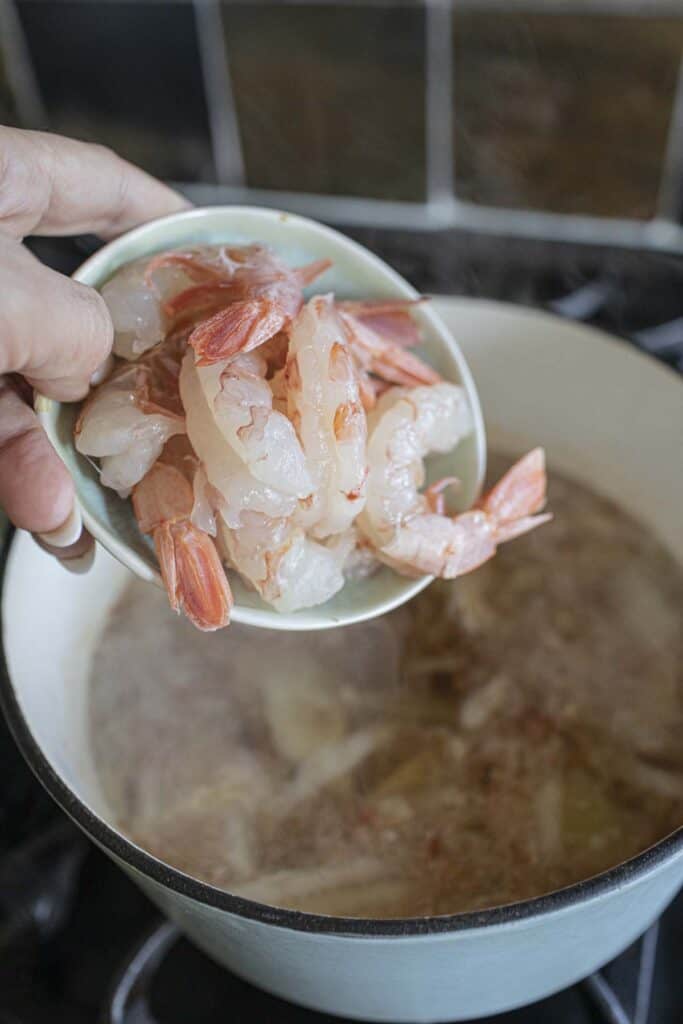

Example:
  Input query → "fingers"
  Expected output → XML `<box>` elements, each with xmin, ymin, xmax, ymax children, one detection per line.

<box><xmin>0</xmin><ymin>235</ymin><xmax>113</xmax><ymax>397</ymax></box>
<box><xmin>0</xmin><ymin>377</ymin><xmax>74</xmax><ymax>533</ymax></box>
<box><xmin>0</xmin><ymin>376</ymin><xmax>93</xmax><ymax>567</ymax></box>
<box><xmin>0</xmin><ymin>126</ymin><xmax>190</xmax><ymax>241</ymax></box>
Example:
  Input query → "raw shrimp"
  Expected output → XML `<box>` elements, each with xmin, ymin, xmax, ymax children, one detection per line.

<box><xmin>172</xmin><ymin>245</ymin><xmax>331</xmax><ymax>365</ymax></box>
<box><xmin>101</xmin><ymin>255</ymin><xmax>195</xmax><ymax>360</ymax></box>
<box><xmin>286</xmin><ymin>295</ymin><xmax>368</xmax><ymax>538</ymax></box>
<box><xmin>82</xmin><ymin>240</ymin><xmax>553</xmax><ymax>629</ymax></box>
<box><xmin>338</xmin><ymin>301</ymin><xmax>441</xmax><ymax>389</ymax></box>
<box><xmin>180</xmin><ymin>345</ymin><xmax>345</xmax><ymax>612</ymax></box>
<box><xmin>359</xmin><ymin>385</ymin><xmax>549</xmax><ymax>577</ymax></box>
<box><xmin>218</xmin><ymin>513</ymin><xmax>347</xmax><ymax>613</ymax></box>
<box><xmin>75</xmin><ymin>338</ymin><xmax>186</xmax><ymax>496</ymax></box>
<box><xmin>378</xmin><ymin>451</ymin><xmax>550</xmax><ymax>578</ymax></box>
<box><xmin>132</xmin><ymin>439</ymin><xmax>233</xmax><ymax>632</ymax></box>
<box><xmin>359</xmin><ymin>384</ymin><xmax>473</xmax><ymax>550</ymax></box>
<box><xmin>195</xmin><ymin>351</ymin><xmax>313</xmax><ymax>499</ymax></box>
<box><xmin>179</xmin><ymin>351</ymin><xmax>297</xmax><ymax>527</ymax></box>
<box><xmin>324</xmin><ymin>527</ymin><xmax>379</xmax><ymax>581</ymax></box>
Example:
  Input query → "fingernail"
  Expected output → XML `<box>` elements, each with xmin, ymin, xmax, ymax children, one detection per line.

<box><xmin>37</xmin><ymin>504</ymin><xmax>83</xmax><ymax>549</ymax></box>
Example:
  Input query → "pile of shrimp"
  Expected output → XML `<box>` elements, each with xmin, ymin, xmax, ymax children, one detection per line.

<box><xmin>75</xmin><ymin>243</ymin><xmax>550</xmax><ymax>631</ymax></box>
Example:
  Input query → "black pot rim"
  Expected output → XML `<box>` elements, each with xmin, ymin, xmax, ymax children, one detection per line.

<box><xmin>2</xmin><ymin>616</ymin><xmax>682</xmax><ymax>938</ymax></box>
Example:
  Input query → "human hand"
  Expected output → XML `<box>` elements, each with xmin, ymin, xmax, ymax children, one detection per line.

<box><xmin>0</xmin><ymin>127</ymin><xmax>189</xmax><ymax>565</ymax></box>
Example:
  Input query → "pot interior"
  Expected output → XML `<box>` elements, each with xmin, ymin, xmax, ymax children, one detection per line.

<box><xmin>3</xmin><ymin>299</ymin><xmax>682</xmax><ymax>916</ymax></box>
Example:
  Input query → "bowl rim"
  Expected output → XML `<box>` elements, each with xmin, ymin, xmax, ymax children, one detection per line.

<box><xmin>8</xmin><ymin>297</ymin><xmax>683</xmax><ymax>938</ymax></box>
<box><xmin>36</xmin><ymin>204</ymin><xmax>487</xmax><ymax>631</ymax></box>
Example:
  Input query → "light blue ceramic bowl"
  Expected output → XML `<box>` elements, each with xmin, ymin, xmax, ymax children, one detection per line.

<box><xmin>36</xmin><ymin>206</ymin><xmax>486</xmax><ymax>629</ymax></box>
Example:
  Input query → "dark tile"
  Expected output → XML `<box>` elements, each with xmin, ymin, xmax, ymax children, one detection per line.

<box><xmin>453</xmin><ymin>12</ymin><xmax>683</xmax><ymax>219</ymax></box>
<box><xmin>223</xmin><ymin>2</ymin><xmax>426</xmax><ymax>201</ymax></box>
<box><xmin>17</xmin><ymin>0</ymin><xmax>215</xmax><ymax>181</ymax></box>
<box><xmin>0</xmin><ymin>46</ymin><xmax>20</xmax><ymax>126</ymax></box>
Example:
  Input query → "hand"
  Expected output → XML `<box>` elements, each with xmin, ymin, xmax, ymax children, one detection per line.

<box><xmin>0</xmin><ymin>127</ymin><xmax>189</xmax><ymax>564</ymax></box>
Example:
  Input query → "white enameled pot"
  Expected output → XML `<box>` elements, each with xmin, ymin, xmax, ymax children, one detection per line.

<box><xmin>3</xmin><ymin>298</ymin><xmax>682</xmax><ymax>1022</ymax></box>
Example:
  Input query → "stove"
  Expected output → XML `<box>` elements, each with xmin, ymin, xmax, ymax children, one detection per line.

<box><xmin>1</xmin><ymin>231</ymin><xmax>681</xmax><ymax>1023</ymax></box>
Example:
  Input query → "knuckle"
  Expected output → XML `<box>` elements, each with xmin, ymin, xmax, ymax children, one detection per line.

<box><xmin>0</xmin><ymin>128</ymin><xmax>50</xmax><ymax>236</ymax></box>
<box><xmin>72</xmin><ymin>282</ymin><xmax>114</xmax><ymax>370</ymax></box>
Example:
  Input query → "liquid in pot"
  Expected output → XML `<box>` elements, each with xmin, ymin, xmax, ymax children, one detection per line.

<box><xmin>89</xmin><ymin>457</ymin><xmax>683</xmax><ymax>917</ymax></box>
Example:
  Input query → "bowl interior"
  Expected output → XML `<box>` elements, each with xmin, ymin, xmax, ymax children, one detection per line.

<box><xmin>40</xmin><ymin>206</ymin><xmax>486</xmax><ymax>629</ymax></box>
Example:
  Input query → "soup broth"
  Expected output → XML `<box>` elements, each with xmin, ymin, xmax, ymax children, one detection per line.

<box><xmin>89</xmin><ymin>458</ymin><xmax>683</xmax><ymax>918</ymax></box>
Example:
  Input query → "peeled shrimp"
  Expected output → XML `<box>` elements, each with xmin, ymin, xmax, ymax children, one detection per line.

<box><xmin>132</xmin><ymin>439</ymin><xmax>232</xmax><ymax>631</ymax></box>
<box><xmin>379</xmin><ymin>450</ymin><xmax>551</xmax><ymax>577</ymax></box>
<box><xmin>180</xmin><ymin>340</ymin><xmax>346</xmax><ymax>612</ymax></box>
<box><xmin>286</xmin><ymin>295</ymin><xmax>368</xmax><ymax>538</ymax></box>
<box><xmin>195</xmin><ymin>351</ymin><xmax>313</xmax><ymax>499</ymax></box>
<box><xmin>179</xmin><ymin>351</ymin><xmax>297</xmax><ymax>528</ymax></box>
<box><xmin>359</xmin><ymin>385</ymin><xmax>549</xmax><ymax>578</ymax></box>
<box><xmin>218</xmin><ymin>513</ymin><xmax>347</xmax><ymax>613</ymax></box>
<box><xmin>75</xmin><ymin>353</ymin><xmax>185</xmax><ymax>496</ymax></box>
<box><xmin>101</xmin><ymin>255</ymin><xmax>195</xmax><ymax>361</ymax></box>
<box><xmin>82</xmin><ymin>240</ymin><xmax>553</xmax><ymax>629</ymax></box>
<box><xmin>359</xmin><ymin>384</ymin><xmax>473</xmax><ymax>549</ymax></box>
<box><xmin>174</xmin><ymin>244</ymin><xmax>331</xmax><ymax>365</ymax></box>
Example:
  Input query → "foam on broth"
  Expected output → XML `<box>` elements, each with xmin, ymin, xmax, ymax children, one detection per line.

<box><xmin>88</xmin><ymin>457</ymin><xmax>683</xmax><ymax>918</ymax></box>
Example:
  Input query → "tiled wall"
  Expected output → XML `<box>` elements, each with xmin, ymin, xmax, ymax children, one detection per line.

<box><xmin>452</xmin><ymin>13</ymin><xmax>683</xmax><ymax>219</ymax></box>
<box><xmin>223</xmin><ymin>3</ymin><xmax>427</xmax><ymax>201</ymax></box>
<box><xmin>2</xmin><ymin>0</ymin><xmax>682</xmax><ymax>244</ymax></box>
<box><xmin>13</xmin><ymin>1</ymin><xmax>216</xmax><ymax>182</ymax></box>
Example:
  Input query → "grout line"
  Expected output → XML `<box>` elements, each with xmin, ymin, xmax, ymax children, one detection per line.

<box><xmin>172</xmin><ymin>181</ymin><xmax>683</xmax><ymax>253</ymax></box>
<box><xmin>193</xmin><ymin>0</ymin><xmax>245</xmax><ymax>187</ymax></box>
<box><xmin>656</xmin><ymin>57</ymin><xmax>683</xmax><ymax>222</ymax></box>
<box><xmin>0</xmin><ymin>0</ymin><xmax>45</xmax><ymax>127</ymax></box>
<box><xmin>425</xmin><ymin>0</ymin><xmax>454</xmax><ymax>204</ymax></box>
<box><xmin>39</xmin><ymin>0</ymin><xmax>679</xmax><ymax>9</ymax></box>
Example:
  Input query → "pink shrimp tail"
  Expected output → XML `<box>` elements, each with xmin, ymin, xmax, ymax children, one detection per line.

<box><xmin>295</xmin><ymin>258</ymin><xmax>332</xmax><ymax>287</ymax></box>
<box><xmin>438</xmin><ymin>449</ymin><xmax>551</xmax><ymax>577</ymax></box>
<box><xmin>338</xmin><ymin>299</ymin><xmax>426</xmax><ymax>348</ymax></box>
<box><xmin>481</xmin><ymin>447</ymin><xmax>551</xmax><ymax>548</ymax></box>
<box><xmin>133</xmin><ymin>460</ymin><xmax>232</xmax><ymax>631</ymax></box>
<box><xmin>144</xmin><ymin>251</ymin><xmax>225</xmax><ymax>290</ymax></box>
<box><xmin>153</xmin><ymin>519</ymin><xmax>232</xmax><ymax>631</ymax></box>
<box><xmin>480</xmin><ymin>448</ymin><xmax>548</xmax><ymax>522</ymax></box>
<box><xmin>371</xmin><ymin>347</ymin><xmax>441</xmax><ymax>387</ymax></box>
<box><xmin>189</xmin><ymin>300</ymin><xmax>287</xmax><ymax>366</ymax></box>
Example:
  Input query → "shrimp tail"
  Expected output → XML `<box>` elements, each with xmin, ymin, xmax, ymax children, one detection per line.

<box><xmin>371</xmin><ymin>348</ymin><xmax>441</xmax><ymax>387</ymax></box>
<box><xmin>295</xmin><ymin>258</ymin><xmax>332</xmax><ymax>287</ymax></box>
<box><xmin>494</xmin><ymin>512</ymin><xmax>553</xmax><ymax>544</ymax></box>
<box><xmin>480</xmin><ymin>447</ymin><xmax>548</xmax><ymax>522</ymax></box>
<box><xmin>338</xmin><ymin>299</ymin><xmax>426</xmax><ymax>348</ymax></box>
<box><xmin>144</xmin><ymin>251</ymin><xmax>224</xmax><ymax>289</ymax></box>
<box><xmin>133</xmin><ymin>459</ymin><xmax>232</xmax><ymax>631</ymax></box>
<box><xmin>189</xmin><ymin>300</ymin><xmax>286</xmax><ymax>365</ymax></box>
<box><xmin>153</xmin><ymin>519</ymin><xmax>233</xmax><ymax>631</ymax></box>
